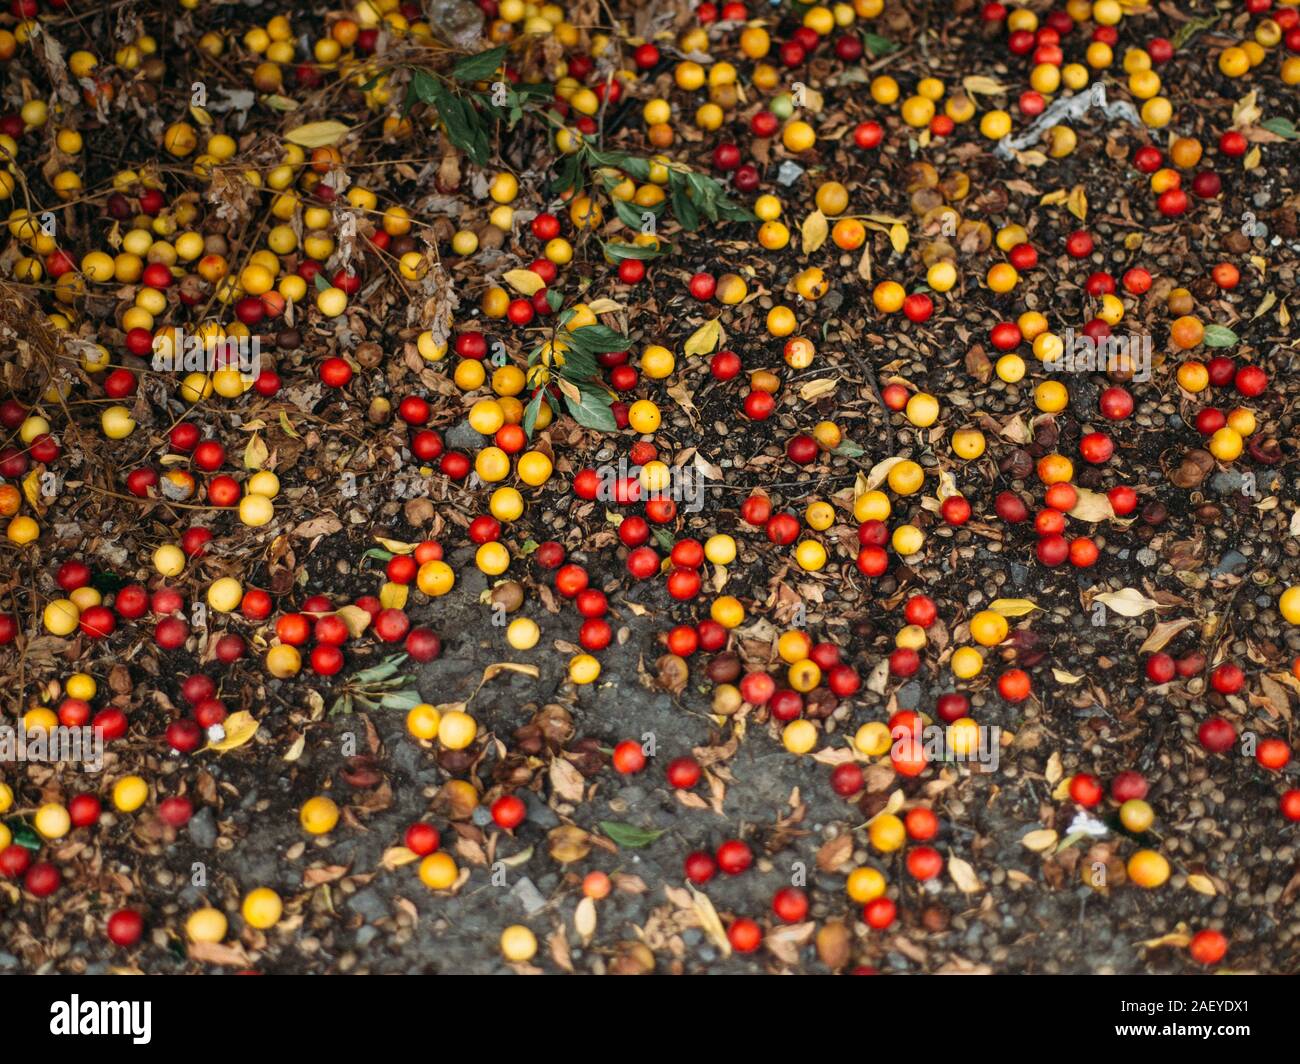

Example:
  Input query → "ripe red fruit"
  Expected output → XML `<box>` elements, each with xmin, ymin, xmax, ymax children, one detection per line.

<box><xmin>1036</xmin><ymin>534</ymin><xmax>1068</xmax><ymax>567</ymax></box>
<box><xmin>405</xmin><ymin>823</ymin><xmax>441</xmax><ymax>855</ymax></box>
<box><xmin>831</xmin><ymin>761</ymin><xmax>865</xmax><ymax>797</ymax></box>
<box><xmin>772</xmin><ymin>886</ymin><xmax>809</xmax><ymax>923</ymax></box>
<box><xmin>1257</xmin><ymin>738</ymin><xmax>1291</xmax><ymax>771</ymax></box>
<box><xmin>374</xmin><ymin>608</ymin><xmax>410</xmax><ymax>643</ymax></box>
<box><xmin>69</xmin><ymin>793</ymin><xmax>102</xmax><ymax>826</ymax></box>
<box><xmin>666</xmin><ymin>756</ymin><xmax>701</xmax><ymax>790</ymax></box>
<box><xmin>626</xmin><ymin>546</ymin><xmax>660</xmax><ymax>580</ymax></box>
<box><xmin>106</xmin><ymin>909</ymin><xmax>145</xmax><ymax>947</ymax></box>
<box><xmin>1069</xmin><ymin>537</ymin><xmax>1099</xmax><ymax>568</ymax></box>
<box><xmin>0</xmin><ymin>844</ymin><xmax>32</xmax><ymax>878</ymax></box>
<box><xmin>1210</xmin><ymin>662</ymin><xmax>1244</xmax><ymax>694</ymax></box>
<box><xmin>1145</xmin><ymin>652</ymin><xmax>1176</xmax><ymax>683</ymax></box>
<box><xmin>1133</xmin><ymin>145</ymin><xmax>1163</xmax><ymax>173</ymax></box>
<box><xmin>1069</xmin><ymin>772</ymin><xmax>1104</xmax><ymax>807</ymax></box>
<box><xmin>1188</xmin><ymin>929</ymin><xmax>1227</xmax><ymax>966</ymax></box>
<box><xmin>666</xmin><ymin>625</ymin><xmax>699</xmax><ymax>657</ymax></box>
<box><xmin>711</xmin><ymin>349</ymin><xmax>741</xmax><ymax>380</ymax></box>
<box><xmin>578</xmin><ymin>618</ymin><xmax>611</xmax><ymax>651</ymax></box>
<box><xmin>688</xmin><ymin>272</ymin><xmax>717</xmax><ymax>300</ymax></box>
<box><xmin>906</xmin><ymin>846</ymin><xmax>943</xmax><ymax>880</ymax></box>
<box><xmin>998</xmin><ymin>668</ymin><xmax>1031</xmax><ymax>702</ymax></box>
<box><xmin>1108</xmin><ymin>485</ymin><xmax>1137</xmax><ymax>516</ymax></box>
<box><xmin>1099</xmin><ymin>386</ymin><xmax>1134</xmax><ymax>420</ymax></box>
<box><xmin>612</xmin><ymin>739</ymin><xmax>647</xmax><ymax>774</ymax></box>
<box><xmin>936</xmin><ymin>692</ymin><xmax>969</xmax><ymax>723</ymax></box>
<box><xmin>697</xmin><ymin>619</ymin><xmax>727</xmax><ymax>652</ymax></box>
<box><xmin>941</xmin><ymin>495</ymin><xmax>971</xmax><ymax>525</ymax></box>
<box><xmin>1197</xmin><ymin>716</ymin><xmax>1236</xmax><ymax>753</ymax></box>
<box><xmin>905</xmin><ymin>807</ymin><xmax>939</xmax><ymax>841</ymax></box>
<box><xmin>1111</xmin><ymin>770</ymin><xmax>1148</xmax><ymax>802</ymax></box>
<box><xmin>685</xmin><ymin>848</ymin><xmax>719</xmax><ymax>886</ymax></box>
<box><xmin>1280</xmin><ymin>790</ymin><xmax>1300</xmax><ymax>822</ymax></box>
<box><xmin>1219</xmin><ymin>130</ymin><xmax>1247</xmax><ymax>157</ymax></box>
<box><xmin>743</xmin><ymin>390</ymin><xmax>775</xmax><ymax>420</ymax></box>
<box><xmin>990</xmin><ymin>322</ymin><xmax>1022</xmax><ymax>351</ymax></box>
<box><xmin>716</xmin><ymin>839</ymin><xmax>753</xmax><ymax>875</ymax></box>
<box><xmin>1122</xmin><ymin>267</ymin><xmax>1152</xmax><ymax>295</ymax></box>
<box><xmin>739</xmin><ymin>671</ymin><xmax>776</xmax><ymax>705</ymax></box>
<box><xmin>1234</xmin><ymin>365</ymin><xmax>1268</xmax><ymax>397</ymax></box>
<box><xmin>154</xmin><ymin>616</ymin><xmax>189</xmax><ymax>649</ymax></box>
<box><xmin>863</xmin><ymin>897</ymin><xmax>896</xmax><ymax>930</ymax></box>
<box><xmin>1157</xmin><ymin>188</ymin><xmax>1187</xmax><ymax>216</ymax></box>
<box><xmin>786</xmin><ymin>434</ymin><xmax>819</xmax><ymax>465</ymax></box>
<box><xmin>995</xmin><ymin>491</ymin><xmax>1028</xmax><ymax>523</ymax></box>
<box><xmin>853</xmin><ymin>120</ymin><xmax>883</xmax><ymax>149</ymax></box>
<box><xmin>491</xmin><ymin>794</ymin><xmax>527</xmax><ymax>829</ymax></box>
<box><xmin>159</xmin><ymin>796</ymin><xmax>193</xmax><ymax>827</ymax></box>
<box><xmin>320</xmin><ymin>357</ymin><xmax>353</xmax><ymax>388</ymax></box>
<box><xmin>889</xmin><ymin>648</ymin><xmax>919</xmax><ymax>677</ymax></box>
<box><xmin>1065</xmin><ymin>230</ymin><xmax>1094</xmax><ymax>258</ymax></box>
<box><xmin>727</xmin><ymin>917</ymin><xmax>762</xmax><ymax>953</ymax></box>
<box><xmin>25</xmin><ymin>862</ymin><xmax>61</xmax><ymax>897</ymax></box>
<box><xmin>1008</xmin><ymin>242</ymin><xmax>1038</xmax><ymax>270</ymax></box>
<box><xmin>902</xmin><ymin>292</ymin><xmax>933</xmax><ymax>323</ymax></box>
<box><xmin>827</xmin><ymin>664</ymin><xmax>860</xmax><ymax>697</ymax></box>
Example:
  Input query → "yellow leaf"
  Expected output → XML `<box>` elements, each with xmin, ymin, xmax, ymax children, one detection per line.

<box><xmin>333</xmin><ymin>604</ymin><xmax>373</xmax><ymax>637</ymax></box>
<box><xmin>243</xmin><ymin>432</ymin><xmax>269</xmax><ymax>471</ymax></box>
<box><xmin>888</xmin><ymin>223</ymin><xmax>908</xmax><ymax>254</ymax></box>
<box><xmin>1022</xmin><ymin>829</ymin><xmax>1058</xmax><ymax>852</ymax></box>
<box><xmin>585</xmin><ymin>298</ymin><xmax>623</xmax><ymax>314</ymax></box>
<box><xmin>1253</xmin><ymin>291</ymin><xmax>1276</xmax><ymax>319</ymax></box>
<box><xmin>574</xmin><ymin>895</ymin><xmax>597</xmax><ymax>944</ymax></box>
<box><xmin>207</xmin><ymin>711</ymin><xmax>259</xmax><ymax>753</ymax></box>
<box><xmin>1244</xmin><ymin>145</ymin><xmax>1261</xmax><ymax>171</ymax></box>
<box><xmin>962</xmin><ymin>75</ymin><xmax>1008</xmax><ymax>96</ymax></box>
<box><xmin>380</xmin><ymin>846</ymin><xmax>421</xmax><ymax>870</ymax></box>
<box><xmin>284</xmin><ymin>121</ymin><xmax>351</xmax><ymax>147</ymax></box>
<box><xmin>380</xmin><ymin>581</ymin><xmax>409</xmax><ymax>610</ymax></box>
<box><xmin>799</xmin><ymin>377</ymin><xmax>837</xmax><ymax>401</ymax></box>
<box><xmin>1039</xmin><ymin>189</ymin><xmax>1068</xmax><ymax>207</ymax></box>
<box><xmin>948</xmin><ymin>855</ymin><xmax>983</xmax><ymax>893</ymax></box>
<box><xmin>189</xmin><ymin>105</ymin><xmax>213</xmax><ymax>127</ymax></box>
<box><xmin>1067</xmin><ymin>184</ymin><xmax>1087</xmax><ymax>222</ymax></box>
<box><xmin>1232</xmin><ymin>90</ymin><xmax>1261</xmax><ymax>128</ymax></box>
<box><xmin>374</xmin><ymin>537</ymin><xmax>417</xmax><ymax>554</ymax></box>
<box><xmin>502</xmin><ymin>268</ymin><xmax>546</xmax><ymax>296</ymax></box>
<box><xmin>1014</xmin><ymin>149</ymin><xmax>1049</xmax><ymax>167</ymax></box>
<box><xmin>988</xmin><ymin>598</ymin><xmax>1041</xmax><ymax>617</ymax></box>
<box><xmin>481</xmin><ymin>662</ymin><xmax>541</xmax><ymax>683</ymax></box>
<box><xmin>864</xmin><ymin>456</ymin><xmax>904</xmax><ymax>492</ymax></box>
<box><xmin>1052</xmin><ymin>668</ymin><xmax>1084</xmax><ymax>684</ymax></box>
<box><xmin>22</xmin><ymin>468</ymin><xmax>43</xmax><ymax>510</ymax></box>
<box><xmin>689</xmin><ymin>886</ymin><xmax>732</xmax><ymax>956</ymax></box>
<box><xmin>857</xmin><ymin>241</ymin><xmax>872</xmax><ymax>282</ymax></box>
<box><xmin>683</xmin><ymin>318</ymin><xmax>724</xmax><ymax>357</ymax></box>
<box><xmin>800</xmin><ymin>209</ymin><xmax>829</xmax><ymax>254</ymax></box>
<box><xmin>1069</xmin><ymin>487</ymin><xmax>1116</xmax><ymax>523</ymax></box>
<box><xmin>1093</xmin><ymin>587</ymin><xmax>1161</xmax><ymax>617</ymax></box>
<box><xmin>279</xmin><ymin>411</ymin><xmax>301</xmax><ymax>439</ymax></box>
<box><xmin>1187</xmin><ymin>874</ymin><xmax>1217</xmax><ymax>896</ymax></box>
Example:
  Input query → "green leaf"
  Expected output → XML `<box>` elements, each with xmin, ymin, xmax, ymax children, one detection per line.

<box><xmin>452</xmin><ymin>45</ymin><xmax>507</xmax><ymax>83</ymax></box>
<box><xmin>380</xmin><ymin>689</ymin><xmax>424</xmax><ymax>710</ymax></box>
<box><xmin>428</xmin><ymin>81</ymin><xmax>490</xmax><ymax>166</ymax></box>
<box><xmin>611</xmin><ymin>194</ymin><xmax>660</xmax><ymax>232</ymax></box>
<box><xmin>599</xmin><ymin>821</ymin><xmax>666</xmax><ymax>848</ymax></box>
<box><xmin>564</xmin><ymin>383</ymin><xmax>618</xmax><ymax>432</ymax></box>
<box><xmin>833</xmin><ymin>441</ymin><xmax>866</xmax><ymax>458</ymax></box>
<box><xmin>523</xmin><ymin>387</ymin><xmax>547</xmax><ymax>438</ymax></box>
<box><xmin>362</xmin><ymin>547</ymin><xmax>395</xmax><ymax>564</ymax></box>
<box><xmin>5</xmin><ymin>820</ymin><xmax>41</xmax><ymax>850</ymax></box>
<box><xmin>1202</xmin><ymin>324</ymin><xmax>1239</xmax><ymax>348</ymax></box>
<box><xmin>314</xmin><ymin>273</ymin><xmax>329</xmax><ymax>292</ymax></box>
<box><xmin>601</xmin><ymin>240</ymin><xmax>662</xmax><ymax>262</ymax></box>
<box><xmin>410</xmin><ymin>69</ymin><xmax>440</xmax><ymax>105</ymax></box>
<box><xmin>565</xmin><ymin>324</ymin><xmax>630</xmax><ymax>356</ymax></box>
<box><xmin>862</xmin><ymin>32</ymin><xmax>898</xmax><ymax>57</ymax></box>
<box><xmin>546</xmin><ymin>289</ymin><xmax>563</xmax><ymax>312</ymax></box>
<box><xmin>1261</xmin><ymin>117</ymin><xmax>1299</xmax><ymax>140</ymax></box>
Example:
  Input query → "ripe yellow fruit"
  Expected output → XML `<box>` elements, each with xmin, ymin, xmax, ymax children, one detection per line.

<box><xmin>300</xmin><ymin>795</ymin><xmax>340</xmax><ymax>835</ymax></box>
<box><xmin>846</xmin><ymin>865</ymin><xmax>886</xmax><ymax>903</ymax></box>
<box><xmin>500</xmin><ymin>924</ymin><xmax>538</xmax><ymax>961</ymax></box>
<box><xmin>1279</xmin><ymin>586</ymin><xmax>1300</xmax><ymax>625</ymax></box>
<box><xmin>507</xmin><ymin>617</ymin><xmax>540</xmax><ymax>650</ymax></box>
<box><xmin>868</xmin><ymin>813</ymin><xmax>906</xmax><ymax>852</ymax></box>
<box><xmin>43</xmin><ymin>598</ymin><xmax>81</xmax><ymax>635</ymax></box>
<box><xmin>417</xmin><ymin>560</ymin><xmax>455</xmax><ymax>597</ymax></box>
<box><xmin>419</xmin><ymin>852</ymin><xmax>458</xmax><ymax>890</ymax></box>
<box><xmin>112</xmin><ymin>775</ymin><xmax>149</xmax><ymax>812</ymax></box>
<box><xmin>207</xmin><ymin>577</ymin><xmax>243</xmax><ymax>613</ymax></box>
<box><xmin>569</xmin><ymin>653</ymin><xmax>601</xmax><ymax>684</ymax></box>
<box><xmin>438</xmin><ymin>710</ymin><xmax>478</xmax><ymax>750</ymax></box>
<box><xmin>242</xmin><ymin>887</ymin><xmax>283</xmax><ymax>929</ymax></box>
<box><xmin>239</xmin><ymin>494</ymin><xmax>274</xmax><ymax>527</ymax></box>
<box><xmin>266</xmin><ymin>643</ymin><xmax>302</xmax><ymax>678</ymax></box>
<box><xmin>35</xmin><ymin>802</ymin><xmax>72</xmax><ymax>839</ymax></box>
<box><xmin>187</xmin><ymin>907</ymin><xmax>228</xmax><ymax>943</ymax></box>
<box><xmin>782</xmin><ymin>719</ymin><xmax>818</xmax><ymax>754</ymax></box>
<box><xmin>1127</xmin><ymin>848</ymin><xmax>1170</xmax><ymax>888</ymax></box>
<box><xmin>406</xmin><ymin>703</ymin><xmax>442</xmax><ymax>740</ymax></box>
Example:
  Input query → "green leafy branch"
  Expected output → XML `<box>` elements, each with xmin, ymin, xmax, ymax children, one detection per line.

<box><xmin>522</xmin><ymin>309</ymin><xmax>630</xmax><ymax>437</ymax></box>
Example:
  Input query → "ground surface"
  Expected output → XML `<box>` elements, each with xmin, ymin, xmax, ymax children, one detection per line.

<box><xmin>1</xmin><ymin>0</ymin><xmax>1299</xmax><ymax>975</ymax></box>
